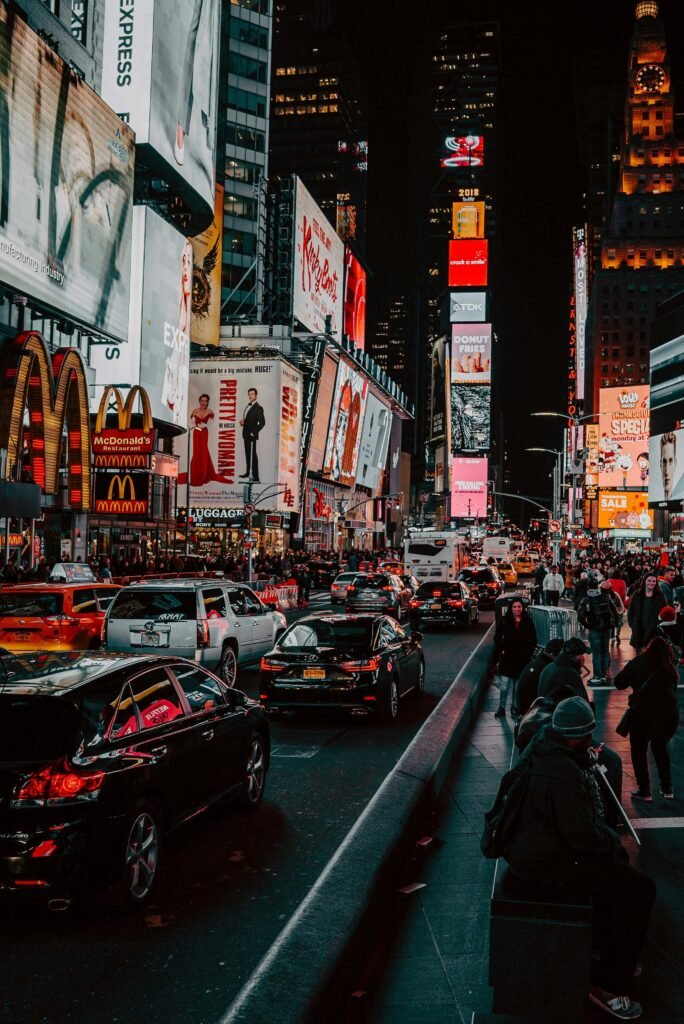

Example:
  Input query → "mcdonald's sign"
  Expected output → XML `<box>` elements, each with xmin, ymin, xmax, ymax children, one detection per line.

<box><xmin>94</xmin><ymin>471</ymin><xmax>149</xmax><ymax>515</ymax></box>
<box><xmin>92</xmin><ymin>385</ymin><xmax>155</xmax><ymax>468</ymax></box>
<box><xmin>0</xmin><ymin>332</ymin><xmax>91</xmax><ymax>509</ymax></box>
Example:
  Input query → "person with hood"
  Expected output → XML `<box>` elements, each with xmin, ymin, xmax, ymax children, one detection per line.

<box><xmin>493</xmin><ymin>598</ymin><xmax>537</xmax><ymax>718</ymax></box>
<box><xmin>627</xmin><ymin>573</ymin><xmax>666</xmax><ymax>652</ymax></box>
<box><xmin>514</xmin><ymin>637</ymin><xmax>564</xmax><ymax>718</ymax></box>
<box><xmin>614</xmin><ymin>636</ymin><xmax>679</xmax><ymax>801</ymax></box>
<box><xmin>578</xmin><ymin>578</ymin><xmax>621</xmax><ymax>685</ymax></box>
<box><xmin>537</xmin><ymin>637</ymin><xmax>592</xmax><ymax>705</ymax></box>
<box><xmin>505</xmin><ymin>698</ymin><xmax>655</xmax><ymax>1021</ymax></box>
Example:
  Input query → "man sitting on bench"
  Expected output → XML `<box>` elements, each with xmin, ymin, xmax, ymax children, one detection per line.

<box><xmin>504</xmin><ymin>697</ymin><xmax>655</xmax><ymax>1022</ymax></box>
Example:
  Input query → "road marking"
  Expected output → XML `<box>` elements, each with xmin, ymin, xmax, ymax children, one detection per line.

<box><xmin>270</xmin><ymin>745</ymin><xmax>320</xmax><ymax>759</ymax></box>
<box><xmin>632</xmin><ymin>817</ymin><xmax>684</xmax><ymax>829</ymax></box>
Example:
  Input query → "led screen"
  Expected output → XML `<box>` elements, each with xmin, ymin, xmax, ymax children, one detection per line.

<box><xmin>343</xmin><ymin>249</ymin><xmax>367</xmax><ymax>350</ymax></box>
<box><xmin>451</xmin><ymin>384</ymin><xmax>491</xmax><ymax>453</ymax></box>
<box><xmin>451</xmin><ymin>324</ymin><xmax>492</xmax><ymax>384</ymax></box>
<box><xmin>294</xmin><ymin>178</ymin><xmax>344</xmax><ymax>337</ymax></box>
<box><xmin>598</xmin><ymin>491</ymin><xmax>653</xmax><ymax>530</ymax></box>
<box><xmin>451</xmin><ymin>457</ymin><xmax>488</xmax><ymax>518</ymax></box>
<box><xmin>449</xmin><ymin>291</ymin><xmax>487</xmax><ymax>323</ymax></box>
<box><xmin>452</xmin><ymin>201</ymin><xmax>486</xmax><ymax>239</ymax></box>
<box><xmin>322</xmin><ymin>360</ymin><xmax>368</xmax><ymax>486</ymax></box>
<box><xmin>448</xmin><ymin>240</ymin><xmax>488</xmax><ymax>287</ymax></box>
<box><xmin>598</xmin><ymin>386</ymin><xmax>650</xmax><ymax>489</ymax></box>
<box><xmin>648</xmin><ymin>428</ymin><xmax>684</xmax><ymax>507</ymax></box>
<box><xmin>441</xmin><ymin>135</ymin><xmax>484</xmax><ymax>169</ymax></box>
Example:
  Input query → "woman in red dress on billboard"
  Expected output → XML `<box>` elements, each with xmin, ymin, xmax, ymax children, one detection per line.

<box><xmin>187</xmin><ymin>393</ymin><xmax>231</xmax><ymax>485</ymax></box>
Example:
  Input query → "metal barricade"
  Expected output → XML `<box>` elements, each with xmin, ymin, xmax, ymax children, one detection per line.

<box><xmin>528</xmin><ymin>605</ymin><xmax>578</xmax><ymax>647</ymax></box>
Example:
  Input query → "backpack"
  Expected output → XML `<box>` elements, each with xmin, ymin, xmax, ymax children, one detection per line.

<box><xmin>580</xmin><ymin>594</ymin><xmax>614</xmax><ymax>632</ymax></box>
<box><xmin>481</xmin><ymin>755</ymin><xmax>532</xmax><ymax>859</ymax></box>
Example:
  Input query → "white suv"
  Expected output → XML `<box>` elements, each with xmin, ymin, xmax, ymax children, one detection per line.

<box><xmin>104</xmin><ymin>580</ymin><xmax>287</xmax><ymax>686</ymax></box>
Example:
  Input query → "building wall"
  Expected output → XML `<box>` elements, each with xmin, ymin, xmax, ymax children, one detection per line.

<box><xmin>16</xmin><ymin>0</ymin><xmax>103</xmax><ymax>89</ymax></box>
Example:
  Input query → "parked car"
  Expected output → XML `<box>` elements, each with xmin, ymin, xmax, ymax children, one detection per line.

<box><xmin>260</xmin><ymin>613</ymin><xmax>424</xmax><ymax>721</ymax></box>
<box><xmin>457</xmin><ymin>566</ymin><xmax>504</xmax><ymax>607</ymax></box>
<box><xmin>0</xmin><ymin>584</ymin><xmax>121</xmax><ymax>653</ymax></box>
<box><xmin>408</xmin><ymin>581</ymin><xmax>479</xmax><ymax>630</ymax></box>
<box><xmin>104</xmin><ymin>580</ymin><xmax>286</xmax><ymax>686</ymax></box>
<box><xmin>0</xmin><ymin>651</ymin><xmax>269</xmax><ymax>907</ymax></box>
<box><xmin>330</xmin><ymin>572</ymin><xmax>360</xmax><ymax>605</ymax></box>
<box><xmin>344</xmin><ymin>573</ymin><xmax>412</xmax><ymax>619</ymax></box>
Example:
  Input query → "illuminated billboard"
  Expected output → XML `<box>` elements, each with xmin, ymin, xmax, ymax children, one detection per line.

<box><xmin>323</xmin><ymin>360</ymin><xmax>368</xmax><ymax>486</ymax></box>
<box><xmin>448</xmin><ymin>240</ymin><xmax>489</xmax><ymax>288</ymax></box>
<box><xmin>177</xmin><ymin>358</ymin><xmax>302</xmax><ymax>512</ymax></box>
<box><xmin>307</xmin><ymin>353</ymin><xmax>338</xmax><ymax>474</ymax></box>
<box><xmin>451</xmin><ymin>325</ymin><xmax>492</xmax><ymax>384</ymax></box>
<box><xmin>356</xmin><ymin>393</ymin><xmax>392</xmax><ymax>491</ymax></box>
<box><xmin>451</xmin><ymin>201</ymin><xmax>486</xmax><ymax>239</ymax></box>
<box><xmin>429</xmin><ymin>337</ymin><xmax>449</xmax><ymax>442</ymax></box>
<box><xmin>441</xmin><ymin>135</ymin><xmax>484</xmax><ymax>169</ymax></box>
<box><xmin>0</xmin><ymin>8</ymin><xmax>134</xmax><ymax>342</ymax></box>
<box><xmin>598</xmin><ymin>386</ymin><xmax>650</xmax><ymax>489</ymax></box>
<box><xmin>190</xmin><ymin>184</ymin><xmax>224</xmax><ymax>345</ymax></box>
<box><xmin>449</xmin><ymin>291</ymin><xmax>487</xmax><ymax>323</ymax></box>
<box><xmin>294</xmin><ymin>177</ymin><xmax>344</xmax><ymax>337</ymax></box>
<box><xmin>451</xmin><ymin>457</ymin><xmax>488</xmax><ymax>518</ymax></box>
<box><xmin>343</xmin><ymin>249</ymin><xmax>367</xmax><ymax>350</ymax></box>
<box><xmin>648</xmin><ymin>428</ymin><xmax>684</xmax><ymax>506</ymax></box>
<box><xmin>451</xmin><ymin>384</ymin><xmax>491</xmax><ymax>453</ymax></box>
<box><xmin>598</xmin><ymin>491</ymin><xmax>653</xmax><ymax>531</ymax></box>
<box><xmin>573</xmin><ymin>226</ymin><xmax>588</xmax><ymax>403</ymax></box>
<box><xmin>102</xmin><ymin>0</ymin><xmax>220</xmax><ymax>215</ymax></box>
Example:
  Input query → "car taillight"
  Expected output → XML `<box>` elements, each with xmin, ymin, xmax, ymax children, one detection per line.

<box><xmin>12</xmin><ymin>761</ymin><xmax>105</xmax><ymax>808</ymax></box>
<box><xmin>260</xmin><ymin>656</ymin><xmax>287</xmax><ymax>671</ymax></box>
<box><xmin>347</xmin><ymin>586</ymin><xmax>357</xmax><ymax>594</ymax></box>
<box><xmin>339</xmin><ymin>656</ymin><xmax>381</xmax><ymax>673</ymax></box>
<box><xmin>409</xmin><ymin>599</ymin><xmax>421</xmax><ymax>608</ymax></box>
<box><xmin>382</xmin><ymin>586</ymin><xmax>394</xmax><ymax>592</ymax></box>
<box><xmin>197</xmin><ymin>618</ymin><xmax>209</xmax><ymax>647</ymax></box>
<box><xmin>432</xmin><ymin>590</ymin><xmax>443</xmax><ymax>598</ymax></box>
<box><xmin>447</xmin><ymin>599</ymin><xmax>463</xmax><ymax>607</ymax></box>
<box><xmin>487</xmin><ymin>582</ymin><xmax>499</xmax><ymax>589</ymax></box>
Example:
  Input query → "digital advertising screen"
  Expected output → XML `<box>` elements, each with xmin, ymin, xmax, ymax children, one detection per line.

<box><xmin>451</xmin><ymin>324</ymin><xmax>492</xmax><ymax>384</ymax></box>
<box><xmin>449</xmin><ymin>291</ymin><xmax>487</xmax><ymax>323</ymax></box>
<box><xmin>650</xmin><ymin>334</ymin><xmax>684</xmax><ymax>433</ymax></box>
<box><xmin>434</xmin><ymin>445</ymin><xmax>446</xmax><ymax>493</ymax></box>
<box><xmin>573</xmin><ymin>226</ymin><xmax>588</xmax><ymax>402</ymax></box>
<box><xmin>441</xmin><ymin>135</ymin><xmax>484</xmax><ymax>169</ymax></box>
<box><xmin>190</xmin><ymin>184</ymin><xmax>224</xmax><ymax>345</ymax></box>
<box><xmin>102</xmin><ymin>0</ymin><xmax>220</xmax><ymax>215</ymax></box>
<box><xmin>177</xmin><ymin>358</ymin><xmax>302</xmax><ymax>512</ymax></box>
<box><xmin>429</xmin><ymin>337</ymin><xmax>449</xmax><ymax>442</ymax></box>
<box><xmin>294</xmin><ymin>178</ymin><xmax>345</xmax><ymax>337</ymax></box>
<box><xmin>0</xmin><ymin>7</ymin><xmax>134</xmax><ymax>341</ymax></box>
<box><xmin>307</xmin><ymin>353</ymin><xmax>338</xmax><ymax>474</ymax></box>
<box><xmin>451</xmin><ymin>384</ymin><xmax>491</xmax><ymax>453</ymax></box>
<box><xmin>356</xmin><ymin>393</ymin><xmax>392</xmax><ymax>491</ymax></box>
<box><xmin>343</xmin><ymin>249</ymin><xmax>367</xmax><ymax>350</ymax></box>
<box><xmin>451</xmin><ymin>457</ymin><xmax>488</xmax><ymax>518</ymax></box>
<box><xmin>323</xmin><ymin>360</ymin><xmax>369</xmax><ymax>486</ymax></box>
<box><xmin>451</xmin><ymin>201</ymin><xmax>486</xmax><ymax>239</ymax></box>
<box><xmin>597</xmin><ymin>491</ymin><xmax>653</xmax><ymax>531</ymax></box>
<box><xmin>448</xmin><ymin>240</ymin><xmax>489</xmax><ymax>287</ymax></box>
<box><xmin>597</xmin><ymin>386</ymin><xmax>650</xmax><ymax>489</ymax></box>
<box><xmin>648</xmin><ymin>428</ymin><xmax>684</xmax><ymax>507</ymax></box>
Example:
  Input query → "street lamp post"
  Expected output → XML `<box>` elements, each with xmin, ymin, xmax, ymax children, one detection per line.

<box><xmin>526</xmin><ymin>448</ymin><xmax>562</xmax><ymax>563</ymax></box>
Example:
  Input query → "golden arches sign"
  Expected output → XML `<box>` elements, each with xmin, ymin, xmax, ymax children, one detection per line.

<box><xmin>0</xmin><ymin>331</ymin><xmax>91</xmax><ymax>509</ymax></box>
<box><xmin>95</xmin><ymin>385</ymin><xmax>153</xmax><ymax>434</ymax></box>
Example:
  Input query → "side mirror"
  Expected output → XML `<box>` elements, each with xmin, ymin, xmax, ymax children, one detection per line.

<box><xmin>410</xmin><ymin>630</ymin><xmax>423</xmax><ymax>645</ymax></box>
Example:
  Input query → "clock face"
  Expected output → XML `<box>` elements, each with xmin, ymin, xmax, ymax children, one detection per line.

<box><xmin>636</xmin><ymin>63</ymin><xmax>666</xmax><ymax>93</ymax></box>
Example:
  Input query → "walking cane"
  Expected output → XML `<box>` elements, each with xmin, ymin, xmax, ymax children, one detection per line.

<box><xmin>591</xmin><ymin>762</ymin><xmax>641</xmax><ymax>845</ymax></box>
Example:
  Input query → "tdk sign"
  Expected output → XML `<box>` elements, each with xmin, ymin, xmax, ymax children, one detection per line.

<box><xmin>449</xmin><ymin>291</ymin><xmax>487</xmax><ymax>323</ymax></box>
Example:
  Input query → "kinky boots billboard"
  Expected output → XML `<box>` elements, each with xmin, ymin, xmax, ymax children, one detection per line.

<box><xmin>92</xmin><ymin>386</ymin><xmax>154</xmax><ymax>515</ymax></box>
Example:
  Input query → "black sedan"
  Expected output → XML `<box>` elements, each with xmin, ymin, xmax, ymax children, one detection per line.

<box><xmin>0</xmin><ymin>651</ymin><xmax>269</xmax><ymax>909</ymax></box>
<box><xmin>259</xmin><ymin>614</ymin><xmax>425</xmax><ymax>722</ymax></box>
<box><xmin>457</xmin><ymin>566</ymin><xmax>504</xmax><ymax>607</ymax></box>
<box><xmin>408</xmin><ymin>581</ymin><xmax>479</xmax><ymax>630</ymax></box>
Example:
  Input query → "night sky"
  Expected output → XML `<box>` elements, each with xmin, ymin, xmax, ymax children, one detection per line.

<box><xmin>357</xmin><ymin>0</ymin><xmax>684</xmax><ymax>518</ymax></box>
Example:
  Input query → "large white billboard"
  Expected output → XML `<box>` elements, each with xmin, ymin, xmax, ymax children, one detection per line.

<box><xmin>356</xmin><ymin>393</ymin><xmax>392</xmax><ymax>491</ymax></box>
<box><xmin>323</xmin><ymin>360</ymin><xmax>368</xmax><ymax>486</ymax></box>
<box><xmin>294</xmin><ymin>178</ymin><xmax>344</xmax><ymax>337</ymax></box>
<box><xmin>102</xmin><ymin>0</ymin><xmax>219</xmax><ymax>214</ymax></box>
<box><xmin>0</xmin><ymin>8</ymin><xmax>134</xmax><ymax>341</ymax></box>
<box><xmin>177</xmin><ymin>359</ymin><xmax>302</xmax><ymax>512</ymax></box>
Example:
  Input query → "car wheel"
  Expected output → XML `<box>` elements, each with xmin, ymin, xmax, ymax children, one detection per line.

<box><xmin>107</xmin><ymin>802</ymin><xmax>161</xmax><ymax>911</ymax></box>
<box><xmin>380</xmin><ymin>676</ymin><xmax>400</xmax><ymax>722</ymax></box>
<box><xmin>412</xmin><ymin>657</ymin><xmax>425</xmax><ymax>697</ymax></box>
<box><xmin>219</xmin><ymin>644</ymin><xmax>238</xmax><ymax>688</ymax></box>
<box><xmin>238</xmin><ymin>732</ymin><xmax>268</xmax><ymax>810</ymax></box>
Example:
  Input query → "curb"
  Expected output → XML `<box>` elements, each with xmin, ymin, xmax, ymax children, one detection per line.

<box><xmin>220</xmin><ymin>624</ymin><xmax>496</xmax><ymax>1024</ymax></box>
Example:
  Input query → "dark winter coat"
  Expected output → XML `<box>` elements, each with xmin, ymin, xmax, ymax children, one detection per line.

<box><xmin>515</xmin><ymin>695</ymin><xmax>557</xmax><ymax>751</ymax></box>
<box><xmin>614</xmin><ymin>650</ymin><xmax>679</xmax><ymax>743</ymax></box>
<box><xmin>514</xmin><ymin>651</ymin><xmax>555</xmax><ymax>718</ymax></box>
<box><xmin>505</xmin><ymin>728</ymin><xmax>622</xmax><ymax>884</ymax></box>
<box><xmin>494</xmin><ymin>612</ymin><xmax>537</xmax><ymax>678</ymax></box>
<box><xmin>577</xmin><ymin>588</ymin><xmax>619</xmax><ymax>633</ymax></box>
<box><xmin>627</xmin><ymin>589</ymin><xmax>666</xmax><ymax>650</ymax></box>
<box><xmin>537</xmin><ymin>653</ymin><xmax>590</xmax><ymax>704</ymax></box>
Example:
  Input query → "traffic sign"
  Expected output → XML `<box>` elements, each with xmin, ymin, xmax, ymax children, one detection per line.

<box><xmin>244</xmin><ymin>502</ymin><xmax>256</xmax><ymax>515</ymax></box>
<box><xmin>549</xmin><ymin>519</ymin><xmax>562</xmax><ymax>533</ymax></box>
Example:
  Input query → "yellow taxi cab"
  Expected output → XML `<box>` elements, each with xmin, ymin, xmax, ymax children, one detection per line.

<box><xmin>497</xmin><ymin>561</ymin><xmax>518</xmax><ymax>587</ymax></box>
<box><xmin>512</xmin><ymin>554</ymin><xmax>536</xmax><ymax>577</ymax></box>
<box><xmin>0</xmin><ymin>583</ymin><xmax>120</xmax><ymax>652</ymax></box>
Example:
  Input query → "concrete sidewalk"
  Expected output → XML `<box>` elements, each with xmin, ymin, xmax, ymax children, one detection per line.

<box><xmin>356</xmin><ymin>631</ymin><xmax>684</xmax><ymax>1024</ymax></box>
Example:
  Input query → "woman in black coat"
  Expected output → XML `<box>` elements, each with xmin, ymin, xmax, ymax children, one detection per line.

<box><xmin>627</xmin><ymin>573</ymin><xmax>666</xmax><ymax>651</ymax></box>
<box><xmin>614</xmin><ymin>636</ymin><xmax>679</xmax><ymax>800</ymax></box>
<box><xmin>493</xmin><ymin>599</ymin><xmax>537</xmax><ymax>718</ymax></box>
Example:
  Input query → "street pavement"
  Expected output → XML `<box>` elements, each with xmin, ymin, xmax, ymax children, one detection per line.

<box><xmin>1</xmin><ymin>595</ymin><xmax>493</xmax><ymax>1024</ymax></box>
<box><xmin>347</xmin><ymin>621</ymin><xmax>684</xmax><ymax>1024</ymax></box>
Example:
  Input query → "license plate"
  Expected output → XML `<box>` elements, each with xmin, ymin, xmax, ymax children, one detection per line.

<box><xmin>303</xmin><ymin>668</ymin><xmax>326</xmax><ymax>679</ymax></box>
<box><xmin>141</xmin><ymin>631</ymin><xmax>160</xmax><ymax>646</ymax></box>
<box><xmin>431</xmin><ymin>603</ymin><xmax>442</xmax><ymax>610</ymax></box>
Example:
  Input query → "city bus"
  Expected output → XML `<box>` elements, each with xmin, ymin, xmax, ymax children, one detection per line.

<box><xmin>403</xmin><ymin>532</ymin><xmax>467</xmax><ymax>582</ymax></box>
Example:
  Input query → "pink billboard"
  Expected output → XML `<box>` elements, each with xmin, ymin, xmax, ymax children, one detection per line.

<box><xmin>451</xmin><ymin>457</ymin><xmax>488</xmax><ymax>518</ymax></box>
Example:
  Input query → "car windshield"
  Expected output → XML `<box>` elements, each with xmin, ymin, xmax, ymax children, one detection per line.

<box><xmin>335</xmin><ymin>574</ymin><xmax>358</xmax><ymax>583</ymax></box>
<box><xmin>459</xmin><ymin>569</ymin><xmax>494</xmax><ymax>583</ymax></box>
<box><xmin>108</xmin><ymin>590</ymin><xmax>196</xmax><ymax>622</ymax></box>
<box><xmin>0</xmin><ymin>695</ymin><xmax>79</xmax><ymax>761</ymax></box>
<box><xmin>416</xmin><ymin>583</ymin><xmax>459</xmax><ymax>598</ymax></box>
<box><xmin>354</xmin><ymin>575</ymin><xmax>391</xmax><ymax>590</ymax></box>
<box><xmin>0</xmin><ymin>592</ymin><xmax>64</xmax><ymax>617</ymax></box>
<box><xmin>280</xmin><ymin>619</ymin><xmax>373</xmax><ymax>652</ymax></box>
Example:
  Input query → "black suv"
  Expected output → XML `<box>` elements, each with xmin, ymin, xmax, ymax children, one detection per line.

<box><xmin>0</xmin><ymin>651</ymin><xmax>269</xmax><ymax>908</ymax></box>
<box><xmin>457</xmin><ymin>566</ymin><xmax>504</xmax><ymax>607</ymax></box>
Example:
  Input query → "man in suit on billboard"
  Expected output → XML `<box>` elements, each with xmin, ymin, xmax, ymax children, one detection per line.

<box><xmin>240</xmin><ymin>387</ymin><xmax>265</xmax><ymax>482</ymax></box>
